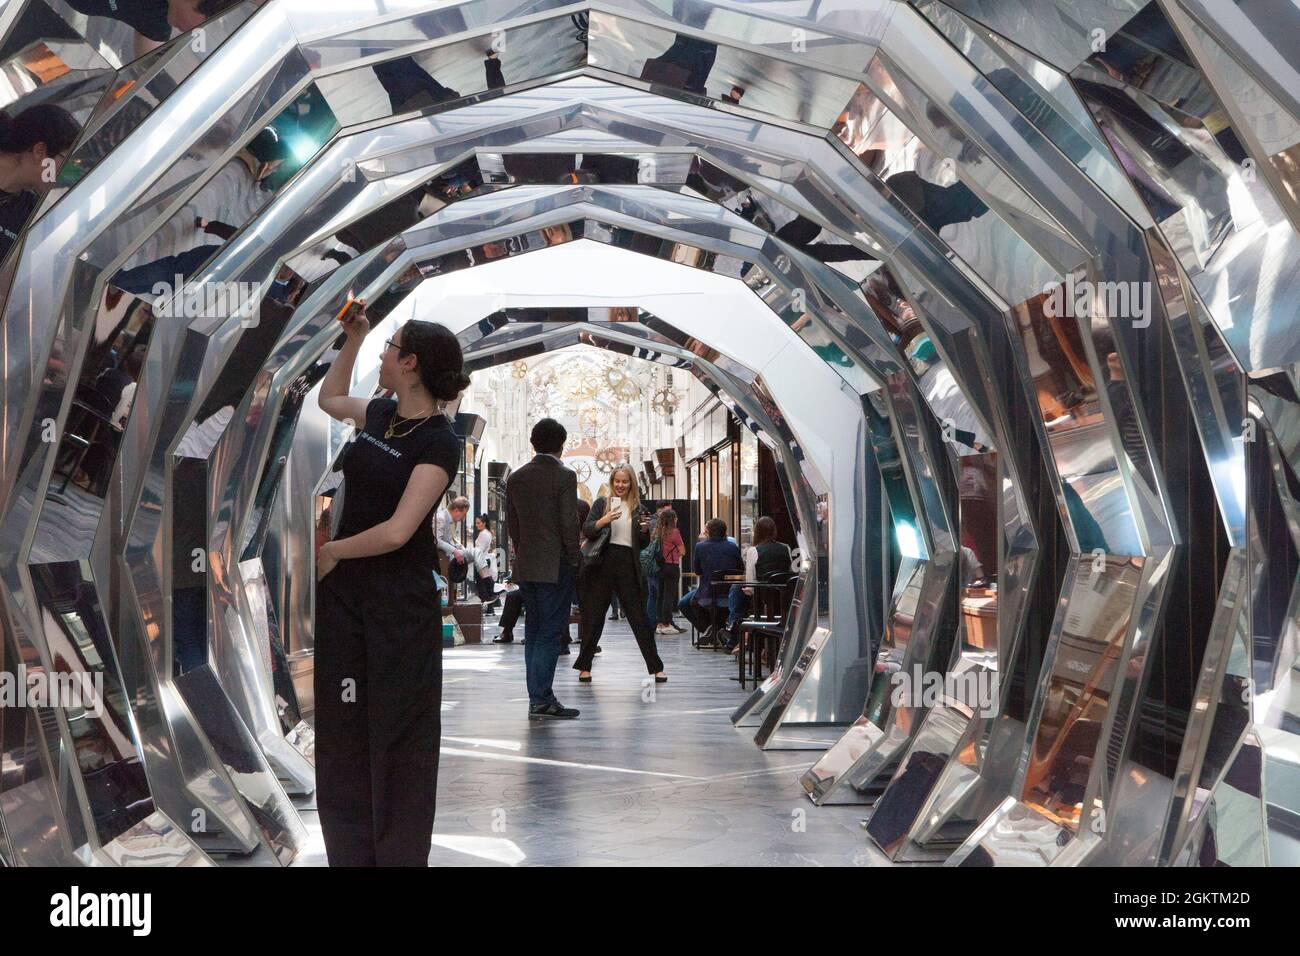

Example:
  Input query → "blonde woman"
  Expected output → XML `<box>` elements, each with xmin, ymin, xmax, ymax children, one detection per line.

<box><xmin>574</xmin><ymin>464</ymin><xmax>665</xmax><ymax>683</ymax></box>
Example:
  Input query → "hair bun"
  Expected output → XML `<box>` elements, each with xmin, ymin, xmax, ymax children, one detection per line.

<box><xmin>431</xmin><ymin>367</ymin><xmax>471</xmax><ymax>401</ymax></box>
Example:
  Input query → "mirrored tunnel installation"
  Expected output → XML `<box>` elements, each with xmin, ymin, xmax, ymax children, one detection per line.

<box><xmin>0</xmin><ymin>0</ymin><xmax>1297</xmax><ymax>868</ymax></box>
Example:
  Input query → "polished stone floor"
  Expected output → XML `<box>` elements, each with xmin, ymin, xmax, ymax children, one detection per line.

<box><xmin>289</xmin><ymin>615</ymin><xmax>890</xmax><ymax>866</ymax></box>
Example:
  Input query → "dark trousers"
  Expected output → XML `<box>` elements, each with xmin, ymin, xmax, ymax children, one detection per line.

<box><xmin>520</xmin><ymin>564</ymin><xmax>575</xmax><ymax>706</ymax></box>
<box><xmin>575</xmin><ymin>545</ymin><xmax>663</xmax><ymax>673</ymax></box>
<box><xmin>499</xmin><ymin>588</ymin><xmax>523</xmax><ymax>632</ymax></box>
<box><xmin>679</xmin><ymin>588</ymin><xmax>725</xmax><ymax>631</ymax></box>
<box><xmin>657</xmin><ymin>564</ymin><xmax>681</xmax><ymax>624</ymax></box>
<box><xmin>644</xmin><ymin>573</ymin><xmax>658</xmax><ymax>631</ymax></box>
<box><xmin>314</xmin><ymin>567</ymin><xmax>442</xmax><ymax>866</ymax></box>
<box><xmin>498</xmin><ymin>587</ymin><xmax>574</xmax><ymax>643</ymax></box>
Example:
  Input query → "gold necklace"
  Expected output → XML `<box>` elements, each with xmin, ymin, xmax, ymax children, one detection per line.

<box><xmin>385</xmin><ymin>406</ymin><xmax>434</xmax><ymax>440</ymax></box>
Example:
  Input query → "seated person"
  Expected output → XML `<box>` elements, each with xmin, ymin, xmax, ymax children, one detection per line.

<box><xmin>723</xmin><ymin>515</ymin><xmax>793</xmax><ymax>652</ymax></box>
<box><xmin>678</xmin><ymin>518</ymin><xmax>742</xmax><ymax>639</ymax></box>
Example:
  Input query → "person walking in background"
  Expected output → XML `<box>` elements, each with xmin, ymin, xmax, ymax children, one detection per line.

<box><xmin>641</xmin><ymin>502</ymin><xmax>671</xmax><ymax>628</ymax></box>
<box><xmin>313</xmin><ymin>302</ymin><xmax>470</xmax><ymax>866</ymax></box>
<box><xmin>574</xmin><ymin>464</ymin><xmax>665</xmax><ymax>684</ymax></box>
<box><xmin>506</xmin><ymin>419</ymin><xmax>582</xmax><ymax>720</ymax></box>
<box><xmin>678</xmin><ymin>518</ymin><xmax>743</xmax><ymax>644</ymax></box>
<box><xmin>654</xmin><ymin>509</ymin><xmax>685</xmax><ymax>634</ymax></box>
<box><xmin>472</xmin><ymin>513</ymin><xmax>496</xmax><ymax>613</ymax></box>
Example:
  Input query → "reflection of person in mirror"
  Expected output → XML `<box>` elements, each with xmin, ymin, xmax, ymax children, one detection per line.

<box><xmin>485</xmin><ymin>48</ymin><xmax>505</xmax><ymax>90</ymax></box>
<box><xmin>66</xmin><ymin>0</ymin><xmax>242</xmax><ymax>59</ymax></box>
<box><xmin>0</xmin><ymin>105</ymin><xmax>79</xmax><ymax>264</ymax></box>
<box><xmin>313</xmin><ymin>301</ymin><xmax>470</xmax><ymax>866</ymax></box>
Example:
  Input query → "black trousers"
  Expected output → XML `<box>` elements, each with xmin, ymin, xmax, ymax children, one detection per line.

<box><xmin>499</xmin><ymin>588</ymin><xmax>523</xmax><ymax>631</ymax></box>
<box><xmin>314</xmin><ymin>565</ymin><xmax>442</xmax><ymax>866</ymax></box>
<box><xmin>657</xmin><ymin>564</ymin><xmax>681</xmax><ymax>624</ymax></box>
<box><xmin>575</xmin><ymin>544</ymin><xmax>663</xmax><ymax>673</ymax></box>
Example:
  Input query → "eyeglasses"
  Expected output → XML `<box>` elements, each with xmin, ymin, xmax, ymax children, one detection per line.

<box><xmin>384</xmin><ymin>337</ymin><xmax>408</xmax><ymax>355</ymax></box>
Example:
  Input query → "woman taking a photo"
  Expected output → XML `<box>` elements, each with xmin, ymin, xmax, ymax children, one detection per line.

<box><xmin>574</xmin><ymin>464</ymin><xmax>665</xmax><ymax>683</ymax></box>
<box><xmin>314</xmin><ymin>300</ymin><xmax>469</xmax><ymax>867</ymax></box>
<box><xmin>654</xmin><ymin>509</ymin><xmax>685</xmax><ymax>634</ymax></box>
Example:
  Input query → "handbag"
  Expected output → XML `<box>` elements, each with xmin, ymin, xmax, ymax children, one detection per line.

<box><xmin>581</xmin><ymin>527</ymin><xmax>610</xmax><ymax>568</ymax></box>
<box><xmin>580</xmin><ymin>498</ymin><xmax>612</xmax><ymax>568</ymax></box>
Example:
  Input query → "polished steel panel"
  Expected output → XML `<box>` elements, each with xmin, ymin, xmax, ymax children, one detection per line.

<box><xmin>1</xmin><ymin>0</ymin><xmax>1296</xmax><ymax>866</ymax></box>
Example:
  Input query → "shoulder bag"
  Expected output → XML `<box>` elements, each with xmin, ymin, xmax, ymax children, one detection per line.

<box><xmin>580</xmin><ymin>498</ymin><xmax>611</xmax><ymax>569</ymax></box>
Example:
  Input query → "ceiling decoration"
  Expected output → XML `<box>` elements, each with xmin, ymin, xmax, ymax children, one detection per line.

<box><xmin>594</xmin><ymin>445</ymin><xmax>623</xmax><ymax>474</ymax></box>
<box><xmin>650</xmin><ymin>386</ymin><xmax>681</xmax><ymax>416</ymax></box>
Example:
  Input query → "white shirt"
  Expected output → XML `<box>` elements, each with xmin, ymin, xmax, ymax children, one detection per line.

<box><xmin>434</xmin><ymin>507</ymin><xmax>459</xmax><ymax>559</ymax></box>
<box><xmin>607</xmin><ymin>499</ymin><xmax>633</xmax><ymax>548</ymax></box>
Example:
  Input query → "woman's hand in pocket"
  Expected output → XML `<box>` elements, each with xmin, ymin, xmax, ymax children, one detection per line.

<box><xmin>317</xmin><ymin>541</ymin><xmax>339</xmax><ymax>581</ymax></box>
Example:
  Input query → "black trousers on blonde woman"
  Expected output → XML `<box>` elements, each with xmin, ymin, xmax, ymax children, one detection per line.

<box><xmin>574</xmin><ymin>544</ymin><xmax>663</xmax><ymax>673</ymax></box>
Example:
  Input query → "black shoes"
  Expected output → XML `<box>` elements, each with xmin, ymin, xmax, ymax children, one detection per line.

<box><xmin>492</xmin><ymin>632</ymin><xmax>514</xmax><ymax>644</ymax></box>
<box><xmin>578</xmin><ymin>672</ymin><xmax>592</xmax><ymax>683</ymax></box>
<box><xmin>559</xmin><ymin>643</ymin><xmax>571</xmax><ymax>655</ymax></box>
<box><xmin>529</xmin><ymin>701</ymin><xmax>580</xmax><ymax>720</ymax></box>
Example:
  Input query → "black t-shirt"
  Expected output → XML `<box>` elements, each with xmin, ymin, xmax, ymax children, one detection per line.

<box><xmin>66</xmin><ymin>0</ymin><xmax>173</xmax><ymax>42</ymax></box>
<box><xmin>0</xmin><ymin>189</ymin><xmax>37</xmax><ymax>263</ymax></box>
<box><xmin>335</xmin><ymin>398</ymin><xmax>460</xmax><ymax>574</ymax></box>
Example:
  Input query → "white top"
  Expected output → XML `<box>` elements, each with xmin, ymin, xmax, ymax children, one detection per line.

<box><xmin>607</xmin><ymin>498</ymin><xmax>633</xmax><ymax>548</ymax></box>
<box><xmin>475</xmin><ymin>529</ymin><xmax>492</xmax><ymax>553</ymax></box>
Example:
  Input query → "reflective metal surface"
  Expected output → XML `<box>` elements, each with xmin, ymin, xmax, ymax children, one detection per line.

<box><xmin>0</xmin><ymin>0</ymin><xmax>1295</xmax><ymax>866</ymax></box>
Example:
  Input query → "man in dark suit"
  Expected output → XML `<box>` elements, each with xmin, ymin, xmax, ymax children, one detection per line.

<box><xmin>498</xmin><ymin>494</ymin><xmax>590</xmax><ymax>648</ymax></box>
<box><xmin>505</xmin><ymin>419</ymin><xmax>581</xmax><ymax>720</ymax></box>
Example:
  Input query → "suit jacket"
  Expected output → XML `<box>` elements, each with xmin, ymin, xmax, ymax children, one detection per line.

<box><xmin>505</xmin><ymin>454</ymin><xmax>580</xmax><ymax>583</ymax></box>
